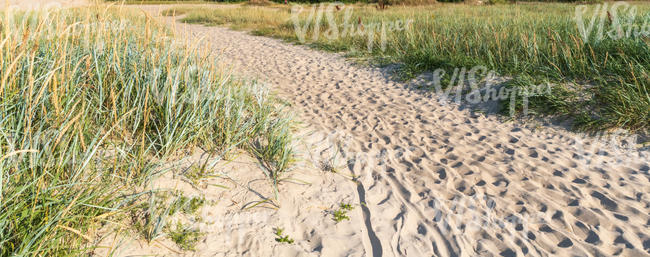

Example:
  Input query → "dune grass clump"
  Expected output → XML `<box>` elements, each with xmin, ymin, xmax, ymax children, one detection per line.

<box><xmin>0</xmin><ymin>5</ymin><xmax>292</xmax><ymax>256</ymax></box>
<box><xmin>167</xmin><ymin>3</ymin><xmax>649</xmax><ymax>132</ymax></box>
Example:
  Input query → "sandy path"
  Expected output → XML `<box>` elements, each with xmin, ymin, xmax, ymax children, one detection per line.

<box><xmin>137</xmin><ymin>5</ymin><xmax>650</xmax><ymax>257</ymax></box>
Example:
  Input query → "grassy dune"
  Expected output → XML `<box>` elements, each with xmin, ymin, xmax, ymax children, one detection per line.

<box><xmin>167</xmin><ymin>3</ymin><xmax>650</xmax><ymax>131</ymax></box>
<box><xmin>0</xmin><ymin>6</ymin><xmax>292</xmax><ymax>255</ymax></box>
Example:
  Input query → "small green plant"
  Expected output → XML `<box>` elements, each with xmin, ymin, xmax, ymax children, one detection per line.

<box><xmin>168</xmin><ymin>194</ymin><xmax>206</xmax><ymax>216</ymax></box>
<box><xmin>274</xmin><ymin>227</ymin><xmax>295</xmax><ymax>244</ymax></box>
<box><xmin>187</xmin><ymin>197</ymin><xmax>206</xmax><ymax>214</ymax></box>
<box><xmin>340</xmin><ymin>203</ymin><xmax>354</xmax><ymax>211</ymax></box>
<box><xmin>333</xmin><ymin>209</ymin><xmax>350</xmax><ymax>223</ymax></box>
<box><xmin>167</xmin><ymin>223</ymin><xmax>205</xmax><ymax>251</ymax></box>
<box><xmin>332</xmin><ymin>202</ymin><xmax>354</xmax><ymax>223</ymax></box>
<box><xmin>131</xmin><ymin>192</ymin><xmax>172</xmax><ymax>241</ymax></box>
<box><xmin>184</xmin><ymin>165</ymin><xmax>207</xmax><ymax>185</ymax></box>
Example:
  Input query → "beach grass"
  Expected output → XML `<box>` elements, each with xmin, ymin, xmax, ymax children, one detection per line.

<box><xmin>165</xmin><ymin>2</ymin><xmax>650</xmax><ymax>132</ymax></box>
<box><xmin>0</xmin><ymin>5</ymin><xmax>293</xmax><ymax>256</ymax></box>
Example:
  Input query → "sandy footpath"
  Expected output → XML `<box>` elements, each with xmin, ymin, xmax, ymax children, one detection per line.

<box><xmin>106</xmin><ymin>5</ymin><xmax>650</xmax><ymax>257</ymax></box>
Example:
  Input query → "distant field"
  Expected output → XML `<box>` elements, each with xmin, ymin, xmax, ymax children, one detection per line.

<box><xmin>107</xmin><ymin>0</ymin><xmax>215</xmax><ymax>4</ymax></box>
<box><xmin>166</xmin><ymin>2</ymin><xmax>650</xmax><ymax>132</ymax></box>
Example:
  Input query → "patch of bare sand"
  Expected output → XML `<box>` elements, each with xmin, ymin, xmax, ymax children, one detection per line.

<box><xmin>93</xmin><ymin>127</ymin><xmax>364</xmax><ymax>256</ymax></box>
<box><xmin>97</xmin><ymin>5</ymin><xmax>649</xmax><ymax>257</ymax></box>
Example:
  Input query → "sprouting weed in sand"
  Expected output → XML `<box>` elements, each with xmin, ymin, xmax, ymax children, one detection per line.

<box><xmin>168</xmin><ymin>193</ymin><xmax>206</xmax><ymax>216</ymax></box>
<box><xmin>184</xmin><ymin>165</ymin><xmax>208</xmax><ymax>185</ymax></box>
<box><xmin>340</xmin><ymin>202</ymin><xmax>354</xmax><ymax>211</ymax></box>
<box><xmin>333</xmin><ymin>210</ymin><xmax>351</xmax><ymax>223</ymax></box>
<box><xmin>274</xmin><ymin>227</ymin><xmax>295</xmax><ymax>244</ymax></box>
<box><xmin>131</xmin><ymin>192</ymin><xmax>173</xmax><ymax>241</ymax></box>
<box><xmin>333</xmin><ymin>202</ymin><xmax>354</xmax><ymax>223</ymax></box>
<box><xmin>167</xmin><ymin>222</ymin><xmax>205</xmax><ymax>251</ymax></box>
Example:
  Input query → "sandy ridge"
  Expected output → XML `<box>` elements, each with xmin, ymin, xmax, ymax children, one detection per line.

<box><xmin>135</xmin><ymin>5</ymin><xmax>650</xmax><ymax>257</ymax></box>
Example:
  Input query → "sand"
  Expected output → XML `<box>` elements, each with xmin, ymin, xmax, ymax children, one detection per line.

<box><xmin>94</xmin><ymin>5</ymin><xmax>650</xmax><ymax>257</ymax></box>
